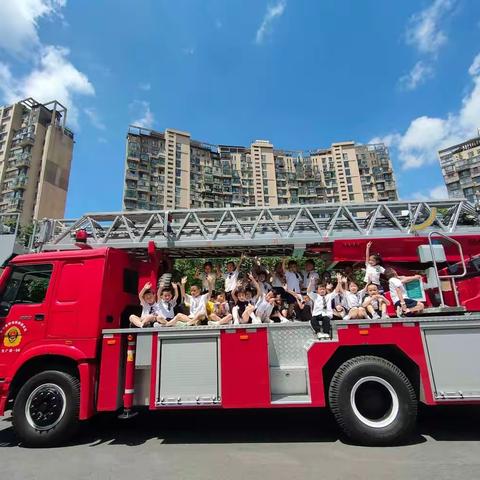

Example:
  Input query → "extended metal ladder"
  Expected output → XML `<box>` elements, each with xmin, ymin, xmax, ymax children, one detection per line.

<box><xmin>33</xmin><ymin>199</ymin><xmax>479</xmax><ymax>257</ymax></box>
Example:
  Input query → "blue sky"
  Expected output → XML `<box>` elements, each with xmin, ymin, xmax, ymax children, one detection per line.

<box><xmin>1</xmin><ymin>0</ymin><xmax>480</xmax><ymax>217</ymax></box>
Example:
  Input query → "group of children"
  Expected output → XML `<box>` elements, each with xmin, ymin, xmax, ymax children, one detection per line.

<box><xmin>129</xmin><ymin>242</ymin><xmax>425</xmax><ymax>339</ymax></box>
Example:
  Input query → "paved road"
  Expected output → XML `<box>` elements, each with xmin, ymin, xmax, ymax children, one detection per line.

<box><xmin>1</xmin><ymin>406</ymin><xmax>480</xmax><ymax>480</ymax></box>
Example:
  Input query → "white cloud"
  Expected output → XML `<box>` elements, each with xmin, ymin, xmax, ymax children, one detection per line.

<box><xmin>255</xmin><ymin>0</ymin><xmax>287</xmax><ymax>45</ymax></box>
<box><xmin>0</xmin><ymin>1</ymin><xmax>95</xmax><ymax>130</ymax></box>
<box><xmin>411</xmin><ymin>184</ymin><xmax>448</xmax><ymax>201</ymax></box>
<box><xmin>84</xmin><ymin>107</ymin><xmax>105</xmax><ymax>130</ymax></box>
<box><xmin>182</xmin><ymin>47</ymin><xmax>195</xmax><ymax>55</ymax></box>
<box><xmin>0</xmin><ymin>46</ymin><xmax>94</xmax><ymax>127</ymax></box>
<box><xmin>215</xmin><ymin>19</ymin><xmax>223</xmax><ymax>29</ymax></box>
<box><xmin>130</xmin><ymin>101</ymin><xmax>155</xmax><ymax>129</ymax></box>
<box><xmin>399</xmin><ymin>61</ymin><xmax>434</xmax><ymax>91</ymax></box>
<box><xmin>405</xmin><ymin>0</ymin><xmax>455</xmax><ymax>55</ymax></box>
<box><xmin>469</xmin><ymin>53</ymin><xmax>480</xmax><ymax>76</ymax></box>
<box><xmin>0</xmin><ymin>0</ymin><xmax>66</xmax><ymax>57</ymax></box>
<box><xmin>371</xmin><ymin>52</ymin><xmax>480</xmax><ymax>170</ymax></box>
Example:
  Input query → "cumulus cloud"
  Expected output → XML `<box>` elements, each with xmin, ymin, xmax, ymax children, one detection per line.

<box><xmin>255</xmin><ymin>0</ymin><xmax>287</xmax><ymax>44</ymax></box>
<box><xmin>84</xmin><ymin>107</ymin><xmax>105</xmax><ymax>130</ymax></box>
<box><xmin>371</xmin><ymin>52</ymin><xmax>480</xmax><ymax>170</ymax></box>
<box><xmin>0</xmin><ymin>0</ymin><xmax>66</xmax><ymax>57</ymax></box>
<box><xmin>411</xmin><ymin>184</ymin><xmax>448</xmax><ymax>201</ymax></box>
<box><xmin>405</xmin><ymin>0</ymin><xmax>455</xmax><ymax>55</ymax></box>
<box><xmin>0</xmin><ymin>1</ymin><xmax>95</xmax><ymax>130</ymax></box>
<box><xmin>0</xmin><ymin>46</ymin><xmax>94</xmax><ymax>127</ymax></box>
<box><xmin>130</xmin><ymin>101</ymin><xmax>155</xmax><ymax>129</ymax></box>
<box><xmin>399</xmin><ymin>61</ymin><xmax>434</xmax><ymax>91</ymax></box>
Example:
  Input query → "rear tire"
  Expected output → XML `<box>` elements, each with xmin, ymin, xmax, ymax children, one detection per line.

<box><xmin>12</xmin><ymin>370</ymin><xmax>80</xmax><ymax>447</ymax></box>
<box><xmin>328</xmin><ymin>355</ymin><xmax>417</xmax><ymax>446</ymax></box>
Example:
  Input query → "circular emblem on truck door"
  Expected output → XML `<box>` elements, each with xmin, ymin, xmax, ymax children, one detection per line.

<box><xmin>4</xmin><ymin>326</ymin><xmax>22</xmax><ymax>347</ymax></box>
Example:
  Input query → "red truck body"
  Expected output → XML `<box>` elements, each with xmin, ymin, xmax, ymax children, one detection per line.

<box><xmin>1</xmin><ymin>233</ymin><xmax>480</xmax><ymax>447</ymax></box>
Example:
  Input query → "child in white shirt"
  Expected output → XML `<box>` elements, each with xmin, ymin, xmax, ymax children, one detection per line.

<box><xmin>384</xmin><ymin>268</ymin><xmax>424</xmax><ymax>317</ymax></box>
<box><xmin>166</xmin><ymin>276</ymin><xmax>213</xmax><ymax>326</ymax></box>
<box><xmin>362</xmin><ymin>283</ymin><xmax>390</xmax><ymax>319</ymax></box>
<box><xmin>335</xmin><ymin>274</ymin><xmax>368</xmax><ymax>320</ymax></box>
<box><xmin>218</xmin><ymin>254</ymin><xmax>245</xmax><ymax>301</ymax></box>
<box><xmin>129</xmin><ymin>282</ymin><xmax>160</xmax><ymax>328</ymax></box>
<box><xmin>153</xmin><ymin>283</ymin><xmax>179</xmax><ymax>327</ymax></box>
<box><xmin>307</xmin><ymin>277</ymin><xmax>333</xmax><ymax>339</ymax></box>
<box><xmin>195</xmin><ymin>262</ymin><xmax>217</xmax><ymax>293</ymax></box>
<box><xmin>364</xmin><ymin>241</ymin><xmax>385</xmax><ymax>287</ymax></box>
<box><xmin>283</xmin><ymin>258</ymin><xmax>302</xmax><ymax>295</ymax></box>
<box><xmin>301</xmin><ymin>259</ymin><xmax>319</xmax><ymax>293</ymax></box>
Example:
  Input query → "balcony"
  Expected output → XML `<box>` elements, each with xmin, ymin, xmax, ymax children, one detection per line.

<box><xmin>125</xmin><ymin>172</ymin><xmax>138</xmax><ymax>180</ymax></box>
<box><xmin>12</xmin><ymin>177</ymin><xmax>27</xmax><ymax>190</ymax></box>
<box><xmin>137</xmin><ymin>181</ymin><xmax>150</xmax><ymax>191</ymax></box>
<box><xmin>8</xmin><ymin>198</ymin><xmax>23</xmax><ymax>211</ymax></box>
<box><xmin>124</xmin><ymin>189</ymin><xmax>138</xmax><ymax>199</ymax></box>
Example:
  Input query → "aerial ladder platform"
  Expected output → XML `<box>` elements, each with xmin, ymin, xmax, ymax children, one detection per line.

<box><xmin>31</xmin><ymin>199</ymin><xmax>479</xmax><ymax>257</ymax></box>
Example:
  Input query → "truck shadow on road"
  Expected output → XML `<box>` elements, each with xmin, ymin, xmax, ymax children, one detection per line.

<box><xmin>1</xmin><ymin>405</ymin><xmax>480</xmax><ymax>448</ymax></box>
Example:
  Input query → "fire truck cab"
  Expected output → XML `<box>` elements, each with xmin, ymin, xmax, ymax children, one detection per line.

<box><xmin>1</xmin><ymin>200</ymin><xmax>480</xmax><ymax>447</ymax></box>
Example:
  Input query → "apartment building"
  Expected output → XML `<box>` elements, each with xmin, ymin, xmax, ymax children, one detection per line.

<box><xmin>438</xmin><ymin>135</ymin><xmax>480</xmax><ymax>204</ymax></box>
<box><xmin>0</xmin><ymin>98</ymin><xmax>74</xmax><ymax>225</ymax></box>
<box><xmin>123</xmin><ymin>126</ymin><xmax>398</xmax><ymax>211</ymax></box>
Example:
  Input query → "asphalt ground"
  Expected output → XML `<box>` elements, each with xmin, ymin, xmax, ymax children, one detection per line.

<box><xmin>1</xmin><ymin>405</ymin><xmax>480</xmax><ymax>480</ymax></box>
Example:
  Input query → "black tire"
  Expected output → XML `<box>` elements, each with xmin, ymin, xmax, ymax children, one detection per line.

<box><xmin>12</xmin><ymin>370</ymin><xmax>80</xmax><ymax>447</ymax></box>
<box><xmin>328</xmin><ymin>355</ymin><xmax>417</xmax><ymax>446</ymax></box>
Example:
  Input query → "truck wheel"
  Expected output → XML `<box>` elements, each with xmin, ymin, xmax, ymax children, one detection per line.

<box><xmin>328</xmin><ymin>356</ymin><xmax>417</xmax><ymax>446</ymax></box>
<box><xmin>12</xmin><ymin>370</ymin><xmax>80</xmax><ymax>447</ymax></box>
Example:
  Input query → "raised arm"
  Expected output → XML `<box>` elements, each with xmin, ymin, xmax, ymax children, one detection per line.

<box><xmin>334</xmin><ymin>273</ymin><xmax>344</xmax><ymax>294</ymax></box>
<box><xmin>400</xmin><ymin>274</ymin><xmax>422</xmax><ymax>284</ymax></box>
<box><xmin>283</xmin><ymin>282</ymin><xmax>302</xmax><ymax>301</ymax></box>
<box><xmin>231</xmin><ymin>281</ymin><xmax>241</xmax><ymax>303</ymax></box>
<box><xmin>205</xmin><ymin>277</ymin><xmax>214</xmax><ymax>301</ymax></box>
<box><xmin>138</xmin><ymin>281</ymin><xmax>152</xmax><ymax>304</ymax></box>
<box><xmin>179</xmin><ymin>276</ymin><xmax>187</xmax><ymax>301</ymax></box>
<box><xmin>248</xmin><ymin>273</ymin><xmax>260</xmax><ymax>297</ymax></box>
<box><xmin>307</xmin><ymin>276</ymin><xmax>315</xmax><ymax>294</ymax></box>
<box><xmin>216</xmin><ymin>264</ymin><xmax>222</xmax><ymax>277</ymax></box>
<box><xmin>366</xmin><ymin>241</ymin><xmax>372</xmax><ymax>264</ymax></box>
<box><xmin>171</xmin><ymin>283</ymin><xmax>179</xmax><ymax>304</ymax></box>
<box><xmin>237</xmin><ymin>253</ymin><xmax>246</xmax><ymax>271</ymax></box>
<box><xmin>193</xmin><ymin>268</ymin><xmax>201</xmax><ymax>280</ymax></box>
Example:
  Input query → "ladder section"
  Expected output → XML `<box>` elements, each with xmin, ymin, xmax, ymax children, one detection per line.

<box><xmin>35</xmin><ymin>200</ymin><xmax>479</xmax><ymax>256</ymax></box>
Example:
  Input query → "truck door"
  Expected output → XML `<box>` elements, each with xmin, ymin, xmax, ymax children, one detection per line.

<box><xmin>0</xmin><ymin>263</ymin><xmax>54</xmax><ymax>359</ymax></box>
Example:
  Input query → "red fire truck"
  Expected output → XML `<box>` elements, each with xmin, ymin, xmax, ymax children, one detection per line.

<box><xmin>1</xmin><ymin>200</ymin><xmax>480</xmax><ymax>447</ymax></box>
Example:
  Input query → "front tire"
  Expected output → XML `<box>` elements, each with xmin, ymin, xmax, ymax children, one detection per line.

<box><xmin>13</xmin><ymin>370</ymin><xmax>80</xmax><ymax>447</ymax></box>
<box><xmin>328</xmin><ymin>356</ymin><xmax>417</xmax><ymax>445</ymax></box>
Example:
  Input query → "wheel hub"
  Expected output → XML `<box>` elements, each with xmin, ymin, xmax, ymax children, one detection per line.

<box><xmin>25</xmin><ymin>383</ymin><xmax>67</xmax><ymax>431</ymax></box>
<box><xmin>350</xmin><ymin>376</ymin><xmax>399</xmax><ymax>429</ymax></box>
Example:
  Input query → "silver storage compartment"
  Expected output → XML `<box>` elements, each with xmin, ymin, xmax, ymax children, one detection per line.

<box><xmin>424</xmin><ymin>327</ymin><xmax>480</xmax><ymax>399</ymax></box>
<box><xmin>270</xmin><ymin>366</ymin><xmax>307</xmax><ymax>395</ymax></box>
<box><xmin>157</xmin><ymin>336</ymin><xmax>219</xmax><ymax>405</ymax></box>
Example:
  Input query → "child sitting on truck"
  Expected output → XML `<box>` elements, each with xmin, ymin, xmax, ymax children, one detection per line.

<box><xmin>362</xmin><ymin>283</ymin><xmax>390</xmax><ymax>319</ymax></box>
<box><xmin>232</xmin><ymin>275</ymin><xmax>259</xmax><ymax>324</ymax></box>
<box><xmin>153</xmin><ymin>283</ymin><xmax>180</xmax><ymax>327</ymax></box>
<box><xmin>195</xmin><ymin>262</ymin><xmax>217</xmax><ymax>294</ymax></box>
<box><xmin>384</xmin><ymin>268</ymin><xmax>425</xmax><ymax>317</ymax></box>
<box><xmin>208</xmin><ymin>292</ymin><xmax>233</xmax><ymax>325</ymax></box>
<box><xmin>129</xmin><ymin>282</ymin><xmax>159</xmax><ymax>328</ymax></box>
<box><xmin>165</xmin><ymin>276</ymin><xmax>214</xmax><ymax>326</ymax></box>
<box><xmin>307</xmin><ymin>277</ymin><xmax>333</xmax><ymax>339</ymax></box>
<box><xmin>365</xmin><ymin>241</ymin><xmax>385</xmax><ymax>288</ymax></box>
<box><xmin>217</xmin><ymin>254</ymin><xmax>245</xmax><ymax>302</ymax></box>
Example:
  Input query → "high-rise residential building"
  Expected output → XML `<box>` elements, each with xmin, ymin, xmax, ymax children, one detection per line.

<box><xmin>123</xmin><ymin>126</ymin><xmax>398</xmax><ymax>211</ymax></box>
<box><xmin>438</xmin><ymin>135</ymin><xmax>480</xmax><ymax>204</ymax></box>
<box><xmin>0</xmin><ymin>98</ymin><xmax>74</xmax><ymax>225</ymax></box>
